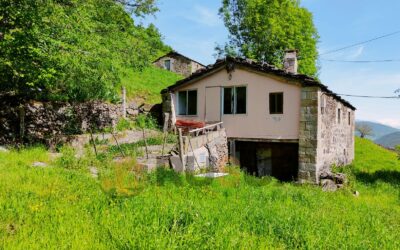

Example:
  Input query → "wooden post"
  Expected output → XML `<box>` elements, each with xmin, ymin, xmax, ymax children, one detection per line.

<box><xmin>142</xmin><ymin>128</ymin><xmax>149</xmax><ymax>159</ymax></box>
<box><xmin>122</xmin><ymin>86</ymin><xmax>126</xmax><ymax>119</ymax></box>
<box><xmin>178</xmin><ymin>128</ymin><xmax>185</xmax><ymax>171</ymax></box>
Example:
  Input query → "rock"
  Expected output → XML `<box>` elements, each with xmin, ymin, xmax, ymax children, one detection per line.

<box><xmin>126</xmin><ymin>108</ymin><xmax>139</xmax><ymax>117</ymax></box>
<box><xmin>334</xmin><ymin>173</ymin><xmax>347</xmax><ymax>185</ymax></box>
<box><xmin>321</xmin><ymin>179</ymin><xmax>337</xmax><ymax>192</ymax></box>
<box><xmin>89</xmin><ymin>167</ymin><xmax>99</xmax><ymax>178</ymax></box>
<box><xmin>319</xmin><ymin>170</ymin><xmax>334</xmax><ymax>180</ymax></box>
<box><xmin>32</xmin><ymin>162</ymin><xmax>48</xmax><ymax>168</ymax></box>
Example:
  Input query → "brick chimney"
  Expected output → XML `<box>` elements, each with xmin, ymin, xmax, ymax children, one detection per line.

<box><xmin>283</xmin><ymin>49</ymin><xmax>298</xmax><ymax>74</ymax></box>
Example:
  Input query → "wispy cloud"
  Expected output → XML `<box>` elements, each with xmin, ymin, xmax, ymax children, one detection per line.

<box><xmin>183</xmin><ymin>5</ymin><xmax>222</xmax><ymax>27</ymax></box>
<box><xmin>348</xmin><ymin>45</ymin><xmax>364</xmax><ymax>59</ymax></box>
<box><xmin>378</xmin><ymin>118</ymin><xmax>400</xmax><ymax>129</ymax></box>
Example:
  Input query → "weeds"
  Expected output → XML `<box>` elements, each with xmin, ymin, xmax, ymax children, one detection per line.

<box><xmin>0</xmin><ymin>138</ymin><xmax>399</xmax><ymax>249</ymax></box>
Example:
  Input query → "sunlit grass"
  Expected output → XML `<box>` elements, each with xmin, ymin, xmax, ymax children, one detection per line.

<box><xmin>0</xmin><ymin>138</ymin><xmax>399</xmax><ymax>249</ymax></box>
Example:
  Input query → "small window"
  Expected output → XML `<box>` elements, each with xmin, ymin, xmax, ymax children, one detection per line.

<box><xmin>321</xmin><ymin>95</ymin><xmax>326</xmax><ymax>114</ymax></box>
<box><xmin>348</xmin><ymin>111</ymin><xmax>351</xmax><ymax>125</ymax></box>
<box><xmin>223</xmin><ymin>86</ymin><xmax>247</xmax><ymax>115</ymax></box>
<box><xmin>269</xmin><ymin>92</ymin><xmax>283</xmax><ymax>114</ymax></box>
<box><xmin>178</xmin><ymin>90</ymin><xmax>197</xmax><ymax>115</ymax></box>
<box><xmin>164</xmin><ymin>60</ymin><xmax>171</xmax><ymax>71</ymax></box>
<box><xmin>337</xmin><ymin>108</ymin><xmax>341</xmax><ymax>123</ymax></box>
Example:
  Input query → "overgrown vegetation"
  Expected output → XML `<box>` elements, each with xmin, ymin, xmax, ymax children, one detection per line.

<box><xmin>119</xmin><ymin>66</ymin><xmax>183</xmax><ymax>104</ymax></box>
<box><xmin>0</xmin><ymin>0</ymin><xmax>170</xmax><ymax>102</ymax></box>
<box><xmin>0</xmin><ymin>138</ymin><xmax>399</xmax><ymax>248</ymax></box>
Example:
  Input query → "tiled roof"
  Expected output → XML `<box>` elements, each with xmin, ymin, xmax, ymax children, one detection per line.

<box><xmin>163</xmin><ymin>57</ymin><xmax>356</xmax><ymax>110</ymax></box>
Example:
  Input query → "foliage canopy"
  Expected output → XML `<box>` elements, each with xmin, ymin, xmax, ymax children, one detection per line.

<box><xmin>0</xmin><ymin>0</ymin><xmax>169</xmax><ymax>102</ymax></box>
<box><xmin>218</xmin><ymin>0</ymin><xmax>319</xmax><ymax>76</ymax></box>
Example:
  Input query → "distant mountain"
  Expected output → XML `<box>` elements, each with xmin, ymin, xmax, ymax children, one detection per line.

<box><xmin>375</xmin><ymin>132</ymin><xmax>400</xmax><ymax>149</ymax></box>
<box><xmin>355</xmin><ymin>121</ymin><xmax>400</xmax><ymax>140</ymax></box>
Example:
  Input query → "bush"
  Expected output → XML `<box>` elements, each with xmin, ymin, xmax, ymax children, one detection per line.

<box><xmin>116</xmin><ymin>118</ymin><xmax>135</xmax><ymax>132</ymax></box>
<box><xmin>135</xmin><ymin>114</ymin><xmax>158</xmax><ymax>130</ymax></box>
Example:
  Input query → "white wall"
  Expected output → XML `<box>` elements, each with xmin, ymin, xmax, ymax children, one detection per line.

<box><xmin>173</xmin><ymin>67</ymin><xmax>302</xmax><ymax>140</ymax></box>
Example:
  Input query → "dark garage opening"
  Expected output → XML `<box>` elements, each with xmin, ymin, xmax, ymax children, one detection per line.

<box><xmin>234</xmin><ymin>141</ymin><xmax>299</xmax><ymax>181</ymax></box>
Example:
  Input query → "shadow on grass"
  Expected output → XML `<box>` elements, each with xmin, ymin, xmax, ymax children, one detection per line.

<box><xmin>355</xmin><ymin>170</ymin><xmax>400</xmax><ymax>186</ymax></box>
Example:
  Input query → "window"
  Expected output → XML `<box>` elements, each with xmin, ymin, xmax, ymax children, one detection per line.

<box><xmin>178</xmin><ymin>90</ymin><xmax>197</xmax><ymax>115</ymax></box>
<box><xmin>348</xmin><ymin>111</ymin><xmax>351</xmax><ymax>125</ymax></box>
<box><xmin>337</xmin><ymin>108</ymin><xmax>341</xmax><ymax>123</ymax></box>
<box><xmin>164</xmin><ymin>60</ymin><xmax>171</xmax><ymax>71</ymax></box>
<box><xmin>321</xmin><ymin>95</ymin><xmax>326</xmax><ymax>114</ymax></box>
<box><xmin>269</xmin><ymin>92</ymin><xmax>283</xmax><ymax>114</ymax></box>
<box><xmin>223</xmin><ymin>86</ymin><xmax>247</xmax><ymax>114</ymax></box>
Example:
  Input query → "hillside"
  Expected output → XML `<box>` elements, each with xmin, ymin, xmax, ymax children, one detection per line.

<box><xmin>355</xmin><ymin>121</ymin><xmax>399</xmax><ymax>140</ymax></box>
<box><xmin>375</xmin><ymin>131</ymin><xmax>400</xmax><ymax>149</ymax></box>
<box><xmin>0</xmin><ymin>138</ymin><xmax>399</xmax><ymax>248</ymax></box>
<box><xmin>119</xmin><ymin>66</ymin><xmax>183</xmax><ymax>104</ymax></box>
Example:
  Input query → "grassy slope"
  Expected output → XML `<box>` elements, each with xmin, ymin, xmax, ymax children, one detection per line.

<box><xmin>0</xmin><ymin>138</ymin><xmax>399</xmax><ymax>249</ymax></box>
<box><xmin>119</xmin><ymin>66</ymin><xmax>183</xmax><ymax>104</ymax></box>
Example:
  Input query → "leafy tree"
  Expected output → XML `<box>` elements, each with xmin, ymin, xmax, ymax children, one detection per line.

<box><xmin>218</xmin><ymin>0</ymin><xmax>319</xmax><ymax>76</ymax></box>
<box><xmin>0</xmin><ymin>0</ymin><xmax>168</xmax><ymax>102</ymax></box>
<box><xmin>355</xmin><ymin>124</ymin><xmax>374</xmax><ymax>139</ymax></box>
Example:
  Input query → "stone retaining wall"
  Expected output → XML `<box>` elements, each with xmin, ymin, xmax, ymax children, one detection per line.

<box><xmin>0</xmin><ymin>98</ymin><xmax>141</xmax><ymax>146</ymax></box>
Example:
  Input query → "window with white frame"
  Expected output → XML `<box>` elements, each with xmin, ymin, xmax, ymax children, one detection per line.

<box><xmin>223</xmin><ymin>86</ymin><xmax>247</xmax><ymax>114</ymax></box>
<box><xmin>178</xmin><ymin>90</ymin><xmax>197</xmax><ymax>115</ymax></box>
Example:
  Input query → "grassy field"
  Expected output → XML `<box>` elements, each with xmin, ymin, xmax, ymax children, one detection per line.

<box><xmin>0</xmin><ymin>138</ymin><xmax>399</xmax><ymax>249</ymax></box>
<box><xmin>119</xmin><ymin>66</ymin><xmax>183</xmax><ymax>104</ymax></box>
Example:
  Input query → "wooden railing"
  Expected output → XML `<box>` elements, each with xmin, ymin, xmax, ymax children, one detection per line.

<box><xmin>188</xmin><ymin>122</ymin><xmax>223</xmax><ymax>137</ymax></box>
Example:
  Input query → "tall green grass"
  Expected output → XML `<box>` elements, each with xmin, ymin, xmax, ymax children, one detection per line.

<box><xmin>119</xmin><ymin>66</ymin><xmax>182</xmax><ymax>104</ymax></box>
<box><xmin>0</xmin><ymin>138</ymin><xmax>399</xmax><ymax>249</ymax></box>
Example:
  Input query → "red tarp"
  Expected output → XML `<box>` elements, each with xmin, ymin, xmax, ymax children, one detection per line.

<box><xmin>175</xmin><ymin>119</ymin><xmax>205</xmax><ymax>129</ymax></box>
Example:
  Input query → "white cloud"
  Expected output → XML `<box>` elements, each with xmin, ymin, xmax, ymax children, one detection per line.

<box><xmin>183</xmin><ymin>5</ymin><xmax>222</xmax><ymax>27</ymax></box>
<box><xmin>377</xmin><ymin>118</ymin><xmax>400</xmax><ymax>129</ymax></box>
<box><xmin>348</xmin><ymin>45</ymin><xmax>364</xmax><ymax>59</ymax></box>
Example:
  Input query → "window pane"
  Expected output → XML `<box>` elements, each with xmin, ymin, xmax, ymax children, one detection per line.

<box><xmin>235</xmin><ymin>87</ymin><xmax>246</xmax><ymax>114</ymax></box>
<box><xmin>270</xmin><ymin>93</ymin><xmax>283</xmax><ymax>114</ymax></box>
<box><xmin>164</xmin><ymin>60</ymin><xmax>171</xmax><ymax>71</ymax></box>
<box><xmin>224</xmin><ymin>88</ymin><xmax>233</xmax><ymax>114</ymax></box>
<box><xmin>277</xmin><ymin>93</ymin><xmax>283</xmax><ymax>113</ymax></box>
<box><xmin>178</xmin><ymin>91</ymin><xmax>187</xmax><ymax>115</ymax></box>
<box><xmin>187</xmin><ymin>90</ymin><xmax>197</xmax><ymax>115</ymax></box>
<box><xmin>269</xmin><ymin>93</ymin><xmax>276</xmax><ymax>114</ymax></box>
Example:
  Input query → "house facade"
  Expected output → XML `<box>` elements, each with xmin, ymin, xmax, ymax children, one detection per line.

<box><xmin>153</xmin><ymin>51</ymin><xmax>205</xmax><ymax>77</ymax></box>
<box><xmin>161</xmin><ymin>53</ymin><xmax>355</xmax><ymax>183</ymax></box>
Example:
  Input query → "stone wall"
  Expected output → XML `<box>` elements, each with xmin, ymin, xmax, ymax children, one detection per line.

<box><xmin>171</xmin><ymin>129</ymin><xmax>228</xmax><ymax>172</ymax></box>
<box><xmin>154</xmin><ymin>55</ymin><xmax>204</xmax><ymax>77</ymax></box>
<box><xmin>298</xmin><ymin>87</ymin><xmax>355</xmax><ymax>183</ymax></box>
<box><xmin>298</xmin><ymin>86</ymin><xmax>319</xmax><ymax>183</ymax></box>
<box><xmin>0</xmin><ymin>99</ymin><xmax>140</xmax><ymax>146</ymax></box>
<box><xmin>317</xmin><ymin>92</ymin><xmax>355</xmax><ymax>172</ymax></box>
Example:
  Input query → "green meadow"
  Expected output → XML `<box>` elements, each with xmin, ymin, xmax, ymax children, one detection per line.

<box><xmin>0</xmin><ymin>138</ymin><xmax>399</xmax><ymax>249</ymax></box>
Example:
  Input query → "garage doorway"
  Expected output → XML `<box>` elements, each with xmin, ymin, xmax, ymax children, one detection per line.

<box><xmin>233</xmin><ymin>141</ymin><xmax>299</xmax><ymax>181</ymax></box>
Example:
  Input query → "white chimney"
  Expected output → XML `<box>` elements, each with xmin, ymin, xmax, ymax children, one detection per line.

<box><xmin>283</xmin><ymin>49</ymin><xmax>298</xmax><ymax>74</ymax></box>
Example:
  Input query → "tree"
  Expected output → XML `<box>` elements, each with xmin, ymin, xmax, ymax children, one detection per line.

<box><xmin>355</xmin><ymin>124</ymin><xmax>374</xmax><ymax>139</ymax></box>
<box><xmin>218</xmin><ymin>0</ymin><xmax>319</xmax><ymax>76</ymax></box>
<box><xmin>0</xmin><ymin>0</ymin><xmax>167</xmax><ymax>102</ymax></box>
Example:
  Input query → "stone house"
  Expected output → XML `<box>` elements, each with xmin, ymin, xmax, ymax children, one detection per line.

<box><xmin>161</xmin><ymin>51</ymin><xmax>355</xmax><ymax>183</ymax></box>
<box><xmin>153</xmin><ymin>51</ymin><xmax>205</xmax><ymax>77</ymax></box>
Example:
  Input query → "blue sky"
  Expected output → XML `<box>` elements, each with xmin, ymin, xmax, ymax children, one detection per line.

<box><xmin>143</xmin><ymin>0</ymin><xmax>400</xmax><ymax>128</ymax></box>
